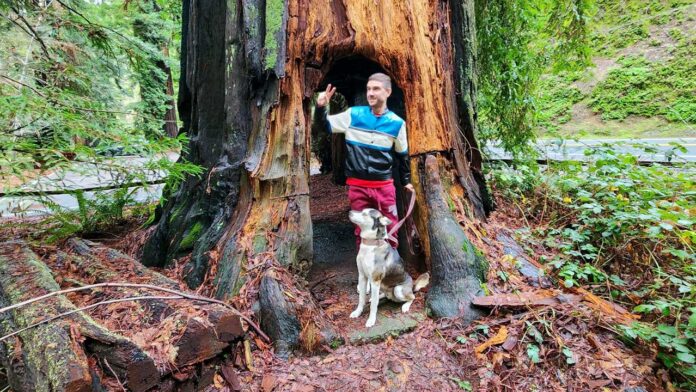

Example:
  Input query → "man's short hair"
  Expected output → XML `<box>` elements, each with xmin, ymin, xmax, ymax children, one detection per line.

<box><xmin>368</xmin><ymin>73</ymin><xmax>392</xmax><ymax>90</ymax></box>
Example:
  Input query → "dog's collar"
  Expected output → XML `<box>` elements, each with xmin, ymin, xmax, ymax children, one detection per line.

<box><xmin>360</xmin><ymin>238</ymin><xmax>389</xmax><ymax>246</ymax></box>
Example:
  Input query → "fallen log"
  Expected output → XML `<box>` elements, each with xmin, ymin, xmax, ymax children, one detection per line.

<box><xmin>60</xmin><ymin>239</ymin><xmax>245</xmax><ymax>368</ymax></box>
<box><xmin>0</xmin><ymin>241</ymin><xmax>158</xmax><ymax>392</ymax></box>
<box><xmin>473</xmin><ymin>289</ymin><xmax>638</xmax><ymax>325</ymax></box>
<box><xmin>473</xmin><ymin>290</ymin><xmax>582</xmax><ymax>308</ymax></box>
<box><xmin>66</xmin><ymin>238</ymin><xmax>180</xmax><ymax>289</ymax></box>
<box><xmin>1</xmin><ymin>240</ymin><xmax>247</xmax><ymax>391</ymax></box>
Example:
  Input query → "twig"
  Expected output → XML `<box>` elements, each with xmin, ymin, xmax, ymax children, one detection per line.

<box><xmin>310</xmin><ymin>272</ymin><xmax>338</xmax><ymax>291</ymax></box>
<box><xmin>102</xmin><ymin>358</ymin><xmax>127</xmax><ymax>392</ymax></box>
<box><xmin>7</xmin><ymin>7</ymin><xmax>52</xmax><ymax>60</ymax></box>
<box><xmin>0</xmin><ymin>295</ymin><xmax>183</xmax><ymax>342</ymax></box>
<box><xmin>0</xmin><ymin>282</ymin><xmax>270</xmax><ymax>342</ymax></box>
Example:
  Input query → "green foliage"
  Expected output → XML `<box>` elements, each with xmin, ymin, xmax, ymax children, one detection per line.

<box><xmin>476</xmin><ymin>0</ymin><xmax>594</xmax><ymax>154</ymax></box>
<box><xmin>263</xmin><ymin>0</ymin><xmax>284</xmax><ymax>71</ymax></box>
<box><xmin>536</xmin><ymin>0</ymin><xmax>696</xmax><ymax>135</ymax></box>
<box><xmin>42</xmin><ymin>187</ymin><xmax>139</xmax><ymax>242</ymax></box>
<box><xmin>526</xmin><ymin>343</ymin><xmax>541</xmax><ymax>363</ymax></box>
<box><xmin>449</xmin><ymin>377</ymin><xmax>473</xmax><ymax>391</ymax></box>
<box><xmin>590</xmin><ymin>45</ymin><xmax>696</xmax><ymax>122</ymax></box>
<box><xmin>130</xmin><ymin>0</ymin><xmax>180</xmax><ymax>138</ymax></box>
<box><xmin>1</xmin><ymin>1</ymin><xmax>198</xmax><ymax>229</ymax></box>
<box><xmin>490</xmin><ymin>144</ymin><xmax>695</xmax><ymax>386</ymax></box>
<box><xmin>591</xmin><ymin>0</ymin><xmax>693</xmax><ymax>56</ymax></box>
<box><xmin>487</xmin><ymin>158</ymin><xmax>541</xmax><ymax>200</ymax></box>
<box><xmin>619</xmin><ymin>318</ymin><xmax>696</xmax><ymax>381</ymax></box>
<box><xmin>537</xmin><ymin>73</ymin><xmax>586</xmax><ymax>131</ymax></box>
<box><xmin>0</xmin><ymin>0</ymin><xmax>183</xmax><ymax>160</ymax></box>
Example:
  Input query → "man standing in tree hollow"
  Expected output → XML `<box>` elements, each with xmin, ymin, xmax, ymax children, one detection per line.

<box><xmin>316</xmin><ymin>73</ymin><xmax>414</xmax><ymax>248</ymax></box>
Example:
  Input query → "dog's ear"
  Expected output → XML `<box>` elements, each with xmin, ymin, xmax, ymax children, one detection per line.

<box><xmin>379</xmin><ymin>216</ymin><xmax>392</xmax><ymax>227</ymax></box>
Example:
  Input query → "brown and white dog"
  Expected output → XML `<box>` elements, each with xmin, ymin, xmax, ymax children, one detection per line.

<box><xmin>348</xmin><ymin>208</ymin><xmax>430</xmax><ymax>327</ymax></box>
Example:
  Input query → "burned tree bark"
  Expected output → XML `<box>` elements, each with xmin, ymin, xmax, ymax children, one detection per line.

<box><xmin>145</xmin><ymin>0</ymin><xmax>492</xmax><ymax>349</ymax></box>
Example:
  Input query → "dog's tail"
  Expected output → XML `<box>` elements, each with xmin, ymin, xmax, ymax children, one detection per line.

<box><xmin>413</xmin><ymin>272</ymin><xmax>430</xmax><ymax>292</ymax></box>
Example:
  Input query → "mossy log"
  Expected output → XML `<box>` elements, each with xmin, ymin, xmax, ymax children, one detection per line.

<box><xmin>1</xmin><ymin>241</ymin><xmax>246</xmax><ymax>391</ymax></box>
<box><xmin>0</xmin><ymin>241</ymin><xmax>158</xmax><ymax>392</ymax></box>
<box><xmin>144</xmin><ymin>0</ymin><xmax>492</xmax><ymax>350</ymax></box>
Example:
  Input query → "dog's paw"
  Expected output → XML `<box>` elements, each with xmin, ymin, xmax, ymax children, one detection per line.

<box><xmin>365</xmin><ymin>317</ymin><xmax>376</xmax><ymax>328</ymax></box>
<box><xmin>350</xmin><ymin>308</ymin><xmax>363</xmax><ymax>318</ymax></box>
<box><xmin>401</xmin><ymin>301</ymin><xmax>412</xmax><ymax>313</ymax></box>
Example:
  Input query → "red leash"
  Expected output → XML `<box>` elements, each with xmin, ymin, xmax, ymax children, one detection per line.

<box><xmin>387</xmin><ymin>188</ymin><xmax>416</xmax><ymax>243</ymax></box>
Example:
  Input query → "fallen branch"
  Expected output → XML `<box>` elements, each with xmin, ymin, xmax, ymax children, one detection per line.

<box><xmin>472</xmin><ymin>290</ymin><xmax>582</xmax><ymax>308</ymax></box>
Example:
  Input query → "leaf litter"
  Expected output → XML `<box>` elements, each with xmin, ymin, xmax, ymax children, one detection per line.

<box><xmin>0</xmin><ymin>173</ymin><xmax>672</xmax><ymax>391</ymax></box>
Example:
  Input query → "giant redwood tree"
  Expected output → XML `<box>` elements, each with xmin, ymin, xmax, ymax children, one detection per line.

<box><xmin>143</xmin><ymin>0</ymin><xmax>492</xmax><ymax>352</ymax></box>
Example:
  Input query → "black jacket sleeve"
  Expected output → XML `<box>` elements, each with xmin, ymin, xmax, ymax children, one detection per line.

<box><xmin>314</xmin><ymin>105</ymin><xmax>331</xmax><ymax>134</ymax></box>
<box><xmin>395</xmin><ymin>152</ymin><xmax>411</xmax><ymax>185</ymax></box>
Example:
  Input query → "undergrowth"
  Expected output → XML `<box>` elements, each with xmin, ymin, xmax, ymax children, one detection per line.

<box><xmin>489</xmin><ymin>143</ymin><xmax>695</xmax><ymax>387</ymax></box>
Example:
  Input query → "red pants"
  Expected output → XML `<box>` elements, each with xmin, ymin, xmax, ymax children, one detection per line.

<box><xmin>348</xmin><ymin>184</ymin><xmax>399</xmax><ymax>248</ymax></box>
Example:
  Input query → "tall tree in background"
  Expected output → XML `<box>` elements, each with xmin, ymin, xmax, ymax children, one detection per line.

<box><xmin>0</xmin><ymin>0</ymin><xmax>187</xmax><ymax>179</ymax></box>
<box><xmin>131</xmin><ymin>0</ymin><xmax>179</xmax><ymax>138</ymax></box>
<box><xmin>143</xmin><ymin>0</ymin><xmax>493</xmax><ymax>352</ymax></box>
<box><xmin>475</xmin><ymin>0</ymin><xmax>593</xmax><ymax>154</ymax></box>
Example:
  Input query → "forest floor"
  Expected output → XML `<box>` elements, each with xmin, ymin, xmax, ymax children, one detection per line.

<box><xmin>228</xmin><ymin>174</ymin><xmax>665</xmax><ymax>392</ymax></box>
<box><xmin>0</xmin><ymin>173</ymin><xmax>674</xmax><ymax>391</ymax></box>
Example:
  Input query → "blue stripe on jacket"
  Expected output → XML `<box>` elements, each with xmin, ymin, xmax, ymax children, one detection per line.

<box><xmin>349</xmin><ymin>106</ymin><xmax>403</xmax><ymax>137</ymax></box>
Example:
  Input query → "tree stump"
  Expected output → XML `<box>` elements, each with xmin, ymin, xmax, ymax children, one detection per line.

<box><xmin>144</xmin><ymin>0</ymin><xmax>493</xmax><ymax>349</ymax></box>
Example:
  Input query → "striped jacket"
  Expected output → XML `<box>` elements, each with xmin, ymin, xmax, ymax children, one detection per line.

<box><xmin>320</xmin><ymin>106</ymin><xmax>411</xmax><ymax>184</ymax></box>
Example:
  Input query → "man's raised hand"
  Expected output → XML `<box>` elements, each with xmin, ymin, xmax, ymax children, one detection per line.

<box><xmin>316</xmin><ymin>84</ymin><xmax>336</xmax><ymax>107</ymax></box>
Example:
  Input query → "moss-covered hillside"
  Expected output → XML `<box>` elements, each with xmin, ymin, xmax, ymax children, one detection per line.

<box><xmin>537</xmin><ymin>1</ymin><xmax>695</xmax><ymax>138</ymax></box>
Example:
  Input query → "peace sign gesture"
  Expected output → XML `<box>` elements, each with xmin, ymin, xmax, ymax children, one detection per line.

<box><xmin>316</xmin><ymin>84</ymin><xmax>336</xmax><ymax>107</ymax></box>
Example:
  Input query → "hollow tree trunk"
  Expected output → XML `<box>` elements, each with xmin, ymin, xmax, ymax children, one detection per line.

<box><xmin>144</xmin><ymin>0</ymin><xmax>492</xmax><ymax>350</ymax></box>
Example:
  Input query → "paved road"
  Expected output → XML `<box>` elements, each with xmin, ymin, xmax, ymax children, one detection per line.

<box><xmin>486</xmin><ymin>137</ymin><xmax>696</xmax><ymax>162</ymax></box>
<box><xmin>1</xmin><ymin>139</ymin><xmax>693</xmax><ymax>218</ymax></box>
<box><xmin>1</xmin><ymin>153</ymin><xmax>177</xmax><ymax>218</ymax></box>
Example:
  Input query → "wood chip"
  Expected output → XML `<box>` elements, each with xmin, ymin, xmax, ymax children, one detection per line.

<box><xmin>261</xmin><ymin>374</ymin><xmax>277</xmax><ymax>392</ymax></box>
<box><xmin>475</xmin><ymin>326</ymin><xmax>508</xmax><ymax>358</ymax></box>
<box><xmin>221</xmin><ymin>363</ymin><xmax>242</xmax><ymax>391</ymax></box>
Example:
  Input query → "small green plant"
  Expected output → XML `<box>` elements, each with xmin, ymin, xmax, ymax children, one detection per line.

<box><xmin>619</xmin><ymin>317</ymin><xmax>696</xmax><ymax>380</ymax></box>
<box><xmin>449</xmin><ymin>377</ymin><xmax>473</xmax><ymax>391</ymax></box>
<box><xmin>491</xmin><ymin>142</ymin><xmax>695</xmax><ymax>387</ymax></box>
<box><xmin>42</xmin><ymin>186</ymin><xmax>139</xmax><ymax>242</ymax></box>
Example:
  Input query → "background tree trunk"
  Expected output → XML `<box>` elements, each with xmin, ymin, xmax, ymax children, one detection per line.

<box><xmin>144</xmin><ymin>0</ymin><xmax>492</xmax><ymax>350</ymax></box>
<box><xmin>133</xmin><ymin>1</ymin><xmax>179</xmax><ymax>138</ymax></box>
